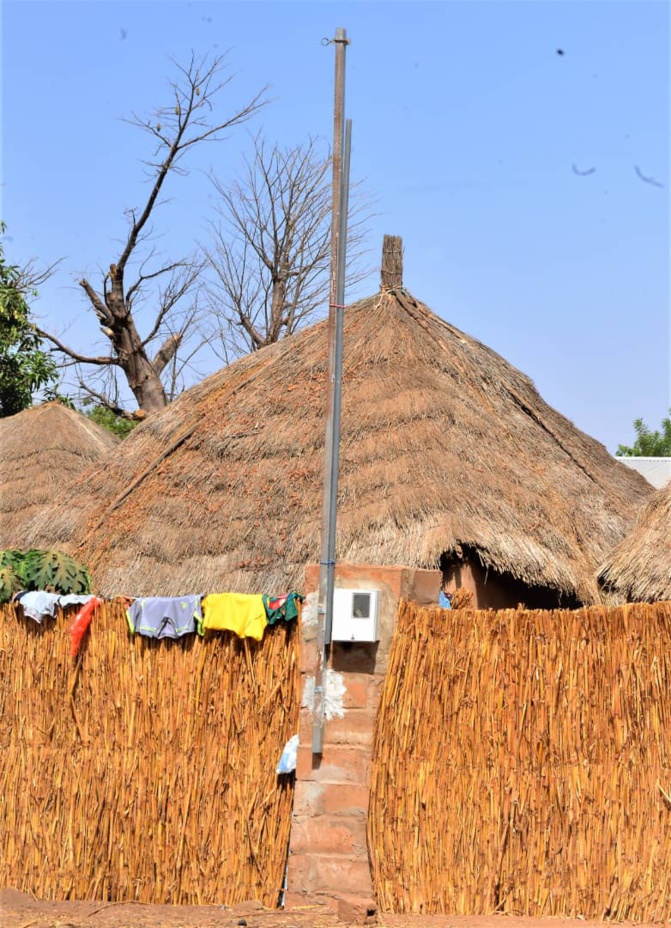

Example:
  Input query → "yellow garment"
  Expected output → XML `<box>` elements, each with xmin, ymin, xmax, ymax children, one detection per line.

<box><xmin>201</xmin><ymin>593</ymin><xmax>267</xmax><ymax>641</ymax></box>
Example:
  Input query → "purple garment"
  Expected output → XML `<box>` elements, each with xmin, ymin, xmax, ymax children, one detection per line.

<box><xmin>126</xmin><ymin>595</ymin><xmax>202</xmax><ymax>639</ymax></box>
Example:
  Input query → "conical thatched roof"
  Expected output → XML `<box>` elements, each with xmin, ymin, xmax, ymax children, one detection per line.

<box><xmin>0</xmin><ymin>402</ymin><xmax>119</xmax><ymax>549</ymax></box>
<box><xmin>25</xmin><ymin>246</ymin><xmax>652</xmax><ymax>602</ymax></box>
<box><xmin>598</xmin><ymin>483</ymin><xmax>671</xmax><ymax>602</ymax></box>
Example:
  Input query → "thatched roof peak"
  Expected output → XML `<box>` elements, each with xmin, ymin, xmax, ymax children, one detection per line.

<box><xmin>380</xmin><ymin>235</ymin><xmax>403</xmax><ymax>290</ymax></box>
<box><xmin>598</xmin><ymin>483</ymin><xmax>671</xmax><ymax>602</ymax></box>
<box><xmin>25</xmin><ymin>280</ymin><xmax>652</xmax><ymax>602</ymax></box>
<box><xmin>1</xmin><ymin>402</ymin><xmax>119</xmax><ymax>550</ymax></box>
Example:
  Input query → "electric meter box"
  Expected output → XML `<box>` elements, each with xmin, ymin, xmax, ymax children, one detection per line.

<box><xmin>331</xmin><ymin>589</ymin><xmax>380</xmax><ymax>642</ymax></box>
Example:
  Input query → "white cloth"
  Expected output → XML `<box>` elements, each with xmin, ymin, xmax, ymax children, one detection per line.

<box><xmin>58</xmin><ymin>594</ymin><xmax>96</xmax><ymax>608</ymax></box>
<box><xmin>16</xmin><ymin>591</ymin><xmax>60</xmax><ymax>623</ymax></box>
<box><xmin>16</xmin><ymin>591</ymin><xmax>96</xmax><ymax>623</ymax></box>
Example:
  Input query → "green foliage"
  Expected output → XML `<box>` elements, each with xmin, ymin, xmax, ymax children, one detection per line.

<box><xmin>0</xmin><ymin>548</ymin><xmax>29</xmax><ymax>579</ymax></box>
<box><xmin>52</xmin><ymin>393</ymin><xmax>76</xmax><ymax>411</ymax></box>
<box><xmin>0</xmin><ymin>548</ymin><xmax>92</xmax><ymax>603</ymax></box>
<box><xmin>617</xmin><ymin>409</ymin><xmax>671</xmax><ymax>457</ymax></box>
<box><xmin>0</xmin><ymin>566</ymin><xmax>23</xmax><ymax>603</ymax></box>
<box><xmin>0</xmin><ymin>221</ymin><xmax>59</xmax><ymax>417</ymax></box>
<box><xmin>22</xmin><ymin>549</ymin><xmax>92</xmax><ymax>595</ymax></box>
<box><xmin>0</xmin><ymin>550</ymin><xmax>27</xmax><ymax>602</ymax></box>
<box><xmin>85</xmin><ymin>403</ymin><xmax>137</xmax><ymax>439</ymax></box>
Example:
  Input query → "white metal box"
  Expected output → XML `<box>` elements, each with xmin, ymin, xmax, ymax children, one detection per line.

<box><xmin>331</xmin><ymin>589</ymin><xmax>380</xmax><ymax>642</ymax></box>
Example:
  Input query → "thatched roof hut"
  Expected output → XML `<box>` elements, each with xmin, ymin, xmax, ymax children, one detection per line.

<box><xmin>1</xmin><ymin>402</ymin><xmax>119</xmax><ymax>549</ymax></box>
<box><xmin>598</xmin><ymin>483</ymin><xmax>671</xmax><ymax>602</ymax></box>
<box><xmin>26</xmin><ymin>239</ymin><xmax>652</xmax><ymax>604</ymax></box>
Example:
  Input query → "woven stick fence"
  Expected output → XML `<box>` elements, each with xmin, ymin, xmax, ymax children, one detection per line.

<box><xmin>0</xmin><ymin>600</ymin><xmax>299</xmax><ymax>905</ymax></box>
<box><xmin>368</xmin><ymin>599</ymin><xmax>671</xmax><ymax>920</ymax></box>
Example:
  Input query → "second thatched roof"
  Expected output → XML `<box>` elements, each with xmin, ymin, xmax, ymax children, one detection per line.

<box><xmin>25</xmin><ymin>247</ymin><xmax>652</xmax><ymax>601</ymax></box>
<box><xmin>1</xmin><ymin>402</ymin><xmax>119</xmax><ymax>550</ymax></box>
<box><xmin>598</xmin><ymin>483</ymin><xmax>671</xmax><ymax>602</ymax></box>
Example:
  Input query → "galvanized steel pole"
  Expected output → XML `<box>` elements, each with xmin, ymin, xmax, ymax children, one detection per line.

<box><xmin>326</xmin><ymin>117</ymin><xmax>351</xmax><ymax>644</ymax></box>
<box><xmin>313</xmin><ymin>27</ymin><xmax>350</xmax><ymax>755</ymax></box>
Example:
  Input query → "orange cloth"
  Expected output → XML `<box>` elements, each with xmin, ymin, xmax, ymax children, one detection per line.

<box><xmin>201</xmin><ymin>593</ymin><xmax>267</xmax><ymax>641</ymax></box>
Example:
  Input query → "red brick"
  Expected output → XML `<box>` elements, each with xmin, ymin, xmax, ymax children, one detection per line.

<box><xmin>296</xmin><ymin>745</ymin><xmax>370</xmax><ymax>783</ymax></box>
<box><xmin>292</xmin><ymin>780</ymin><xmax>324</xmax><ymax>817</ymax></box>
<box><xmin>293</xmin><ymin>781</ymin><xmax>369</xmax><ymax>819</ymax></box>
<box><xmin>366</xmin><ymin>677</ymin><xmax>384</xmax><ymax>712</ymax></box>
<box><xmin>403</xmin><ymin>567</ymin><xmax>441</xmax><ymax>605</ymax></box>
<box><xmin>304</xmin><ymin>564</ymin><xmax>320</xmax><ymax>590</ymax></box>
<box><xmin>286</xmin><ymin>856</ymin><xmax>310</xmax><ymax>896</ymax></box>
<box><xmin>282</xmin><ymin>890</ymin><xmax>336</xmax><ymax>910</ymax></box>
<box><xmin>342</xmin><ymin>677</ymin><xmax>369</xmax><ymax>709</ymax></box>
<box><xmin>323</xmin><ymin>709</ymin><xmax>374</xmax><ymax>746</ymax></box>
<box><xmin>298</xmin><ymin>709</ymin><xmax>316</xmax><ymax>745</ymax></box>
<box><xmin>296</xmin><ymin>715</ymin><xmax>366</xmax><ymax>754</ymax></box>
<box><xmin>300</xmin><ymin>640</ymin><xmax>319</xmax><ymax>673</ymax></box>
<box><xmin>317</xmin><ymin>782</ymin><xmax>370</xmax><ymax>818</ymax></box>
<box><xmin>290</xmin><ymin>816</ymin><xmax>368</xmax><ymax>856</ymax></box>
<box><xmin>307</xmin><ymin>855</ymin><xmax>373</xmax><ymax>895</ymax></box>
<box><xmin>337</xmin><ymin>895</ymin><xmax>378</xmax><ymax>924</ymax></box>
<box><xmin>288</xmin><ymin>851</ymin><xmax>373</xmax><ymax>896</ymax></box>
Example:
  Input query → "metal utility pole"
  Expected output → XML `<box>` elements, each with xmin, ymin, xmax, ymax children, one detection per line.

<box><xmin>313</xmin><ymin>27</ymin><xmax>351</xmax><ymax>755</ymax></box>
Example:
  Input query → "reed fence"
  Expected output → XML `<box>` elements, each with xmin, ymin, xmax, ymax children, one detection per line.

<box><xmin>0</xmin><ymin>599</ymin><xmax>299</xmax><ymax>905</ymax></box>
<box><xmin>368</xmin><ymin>599</ymin><xmax>671</xmax><ymax>920</ymax></box>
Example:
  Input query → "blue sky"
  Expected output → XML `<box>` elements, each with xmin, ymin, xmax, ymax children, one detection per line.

<box><xmin>1</xmin><ymin>0</ymin><xmax>669</xmax><ymax>453</ymax></box>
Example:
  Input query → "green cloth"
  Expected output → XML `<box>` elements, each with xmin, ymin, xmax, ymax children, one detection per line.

<box><xmin>262</xmin><ymin>591</ymin><xmax>303</xmax><ymax>625</ymax></box>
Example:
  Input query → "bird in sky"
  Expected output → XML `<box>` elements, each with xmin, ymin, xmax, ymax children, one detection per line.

<box><xmin>634</xmin><ymin>165</ymin><xmax>664</xmax><ymax>188</ymax></box>
<box><xmin>572</xmin><ymin>164</ymin><xmax>597</xmax><ymax>177</ymax></box>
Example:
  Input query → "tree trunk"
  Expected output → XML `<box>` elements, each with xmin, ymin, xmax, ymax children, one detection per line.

<box><xmin>267</xmin><ymin>276</ymin><xmax>287</xmax><ymax>346</ymax></box>
<box><xmin>105</xmin><ymin>270</ymin><xmax>169</xmax><ymax>414</ymax></box>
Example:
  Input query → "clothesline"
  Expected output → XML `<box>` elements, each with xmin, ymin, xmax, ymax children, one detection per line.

<box><xmin>11</xmin><ymin>589</ymin><xmax>303</xmax><ymax>654</ymax></box>
<box><xmin>127</xmin><ymin>591</ymin><xmax>302</xmax><ymax>641</ymax></box>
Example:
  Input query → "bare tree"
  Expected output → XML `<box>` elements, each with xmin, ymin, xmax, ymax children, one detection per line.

<box><xmin>205</xmin><ymin>135</ymin><xmax>370</xmax><ymax>359</ymax></box>
<box><xmin>38</xmin><ymin>53</ymin><xmax>266</xmax><ymax>415</ymax></box>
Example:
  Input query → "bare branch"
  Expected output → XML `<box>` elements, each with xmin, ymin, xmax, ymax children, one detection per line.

<box><xmin>77</xmin><ymin>381</ymin><xmax>137</xmax><ymax>419</ymax></box>
<box><xmin>13</xmin><ymin>257</ymin><xmax>64</xmax><ymax>294</ymax></box>
<box><xmin>151</xmin><ymin>332</ymin><xmax>183</xmax><ymax>376</ymax></box>
<box><xmin>63</xmin><ymin>52</ymin><xmax>266</xmax><ymax>414</ymax></box>
<box><xmin>139</xmin><ymin>260</ymin><xmax>203</xmax><ymax>348</ymax></box>
<box><xmin>117</xmin><ymin>53</ymin><xmax>267</xmax><ymax>277</ymax></box>
<box><xmin>36</xmin><ymin>327</ymin><xmax>116</xmax><ymax>366</ymax></box>
<box><xmin>204</xmin><ymin>133</ymin><xmax>373</xmax><ymax>358</ymax></box>
<box><xmin>79</xmin><ymin>277</ymin><xmax>113</xmax><ymax>324</ymax></box>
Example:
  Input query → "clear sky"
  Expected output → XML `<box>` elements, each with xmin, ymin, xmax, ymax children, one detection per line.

<box><xmin>2</xmin><ymin>0</ymin><xmax>669</xmax><ymax>453</ymax></box>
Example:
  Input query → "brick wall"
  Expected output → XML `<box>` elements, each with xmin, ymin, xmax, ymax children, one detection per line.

<box><xmin>287</xmin><ymin>564</ymin><xmax>440</xmax><ymax>906</ymax></box>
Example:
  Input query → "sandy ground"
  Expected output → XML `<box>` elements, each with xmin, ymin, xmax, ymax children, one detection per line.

<box><xmin>1</xmin><ymin>889</ymin><xmax>665</xmax><ymax>928</ymax></box>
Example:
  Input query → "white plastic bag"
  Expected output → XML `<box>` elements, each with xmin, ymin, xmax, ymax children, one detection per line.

<box><xmin>276</xmin><ymin>734</ymin><xmax>299</xmax><ymax>774</ymax></box>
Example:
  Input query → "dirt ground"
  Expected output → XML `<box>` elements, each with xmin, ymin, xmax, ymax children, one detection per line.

<box><xmin>1</xmin><ymin>889</ymin><xmax>664</xmax><ymax>928</ymax></box>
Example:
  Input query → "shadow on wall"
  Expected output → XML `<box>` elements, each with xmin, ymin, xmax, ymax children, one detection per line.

<box><xmin>440</xmin><ymin>549</ymin><xmax>581</xmax><ymax>611</ymax></box>
<box><xmin>331</xmin><ymin>640</ymin><xmax>379</xmax><ymax>674</ymax></box>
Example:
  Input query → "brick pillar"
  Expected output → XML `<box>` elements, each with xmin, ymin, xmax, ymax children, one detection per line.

<box><xmin>287</xmin><ymin>564</ymin><xmax>440</xmax><ymax>908</ymax></box>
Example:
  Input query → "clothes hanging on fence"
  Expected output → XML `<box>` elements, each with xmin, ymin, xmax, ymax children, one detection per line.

<box><xmin>68</xmin><ymin>597</ymin><xmax>102</xmax><ymax>656</ymax></box>
<box><xmin>14</xmin><ymin>592</ymin><xmax>98</xmax><ymax>624</ymax></box>
<box><xmin>126</xmin><ymin>595</ymin><xmax>203</xmax><ymax>639</ymax></box>
<box><xmin>58</xmin><ymin>594</ymin><xmax>97</xmax><ymax>609</ymax></box>
<box><xmin>201</xmin><ymin>592</ymin><xmax>267</xmax><ymax>641</ymax></box>
<box><xmin>15</xmin><ymin>591</ymin><xmax>61</xmax><ymax>623</ymax></box>
<box><xmin>439</xmin><ymin>590</ymin><xmax>452</xmax><ymax>609</ymax></box>
<box><xmin>262</xmin><ymin>591</ymin><xmax>303</xmax><ymax>625</ymax></box>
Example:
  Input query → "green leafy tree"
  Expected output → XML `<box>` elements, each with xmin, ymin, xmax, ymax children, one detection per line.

<box><xmin>617</xmin><ymin>410</ymin><xmax>671</xmax><ymax>457</ymax></box>
<box><xmin>85</xmin><ymin>403</ymin><xmax>138</xmax><ymax>439</ymax></box>
<box><xmin>0</xmin><ymin>222</ymin><xmax>60</xmax><ymax>417</ymax></box>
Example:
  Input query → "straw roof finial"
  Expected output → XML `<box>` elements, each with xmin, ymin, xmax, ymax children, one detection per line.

<box><xmin>381</xmin><ymin>235</ymin><xmax>403</xmax><ymax>290</ymax></box>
